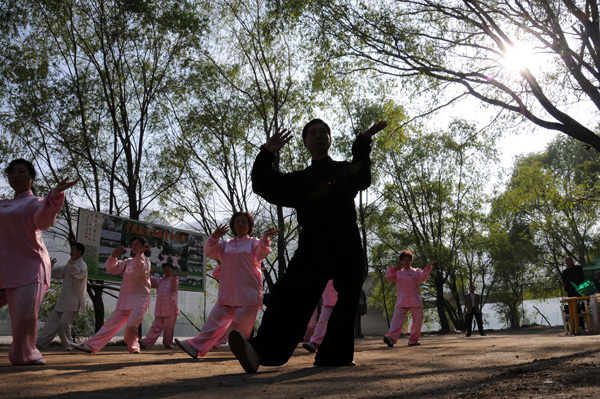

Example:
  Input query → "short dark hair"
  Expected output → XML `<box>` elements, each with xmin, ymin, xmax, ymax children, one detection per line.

<box><xmin>229</xmin><ymin>211</ymin><xmax>254</xmax><ymax>237</ymax></box>
<box><xmin>5</xmin><ymin>158</ymin><xmax>37</xmax><ymax>179</ymax></box>
<box><xmin>130</xmin><ymin>235</ymin><xmax>148</xmax><ymax>246</ymax></box>
<box><xmin>399</xmin><ymin>250</ymin><xmax>413</xmax><ymax>261</ymax></box>
<box><xmin>130</xmin><ymin>236</ymin><xmax>150</xmax><ymax>256</ymax></box>
<box><xmin>302</xmin><ymin>119</ymin><xmax>331</xmax><ymax>140</ymax></box>
<box><xmin>72</xmin><ymin>242</ymin><xmax>86</xmax><ymax>255</ymax></box>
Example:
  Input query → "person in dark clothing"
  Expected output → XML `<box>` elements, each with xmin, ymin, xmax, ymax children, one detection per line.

<box><xmin>593</xmin><ymin>271</ymin><xmax>600</xmax><ymax>293</ymax></box>
<box><xmin>228</xmin><ymin>118</ymin><xmax>387</xmax><ymax>373</ymax></box>
<box><xmin>562</xmin><ymin>256</ymin><xmax>584</xmax><ymax>297</ymax></box>
<box><xmin>464</xmin><ymin>284</ymin><xmax>486</xmax><ymax>337</ymax></box>
<box><xmin>562</xmin><ymin>256</ymin><xmax>585</xmax><ymax>329</ymax></box>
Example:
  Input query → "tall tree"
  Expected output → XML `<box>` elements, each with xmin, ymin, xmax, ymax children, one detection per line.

<box><xmin>167</xmin><ymin>0</ymin><xmax>323</xmax><ymax>293</ymax></box>
<box><xmin>492</xmin><ymin>135</ymin><xmax>600</xmax><ymax>297</ymax></box>
<box><xmin>370</xmin><ymin>119</ymin><xmax>496</xmax><ymax>332</ymax></box>
<box><xmin>0</xmin><ymin>0</ymin><xmax>207</xmax><ymax>330</ymax></box>
<box><xmin>301</xmin><ymin>0</ymin><xmax>600</xmax><ymax>151</ymax></box>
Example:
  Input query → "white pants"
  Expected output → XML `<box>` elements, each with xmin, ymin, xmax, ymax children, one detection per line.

<box><xmin>36</xmin><ymin>309</ymin><xmax>78</xmax><ymax>349</ymax></box>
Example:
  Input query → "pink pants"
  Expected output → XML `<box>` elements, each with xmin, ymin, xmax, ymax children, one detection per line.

<box><xmin>304</xmin><ymin>307</ymin><xmax>318</xmax><ymax>342</ymax></box>
<box><xmin>84</xmin><ymin>308</ymin><xmax>146</xmax><ymax>353</ymax></box>
<box><xmin>385</xmin><ymin>306</ymin><xmax>424</xmax><ymax>345</ymax></box>
<box><xmin>36</xmin><ymin>309</ymin><xmax>78</xmax><ymax>349</ymax></box>
<box><xmin>0</xmin><ymin>283</ymin><xmax>45</xmax><ymax>365</ymax></box>
<box><xmin>186</xmin><ymin>303</ymin><xmax>258</xmax><ymax>357</ymax></box>
<box><xmin>141</xmin><ymin>315</ymin><xmax>177</xmax><ymax>348</ymax></box>
<box><xmin>309</xmin><ymin>305</ymin><xmax>334</xmax><ymax>345</ymax></box>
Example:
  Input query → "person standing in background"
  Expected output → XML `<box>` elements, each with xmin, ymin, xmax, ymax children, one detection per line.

<box><xmin>383</xmin><ymin>250</ymin><xmax>435</xmax><ymax>347</ymax></box>
<box><xmin>140</xmin><ymin>262</ymin><xmax>179</xmax><ymax>349</ymax></box>
<box><xmin>73</xmin><ymin>236</ymin><xmax>151</xmax><ymax>354</ymax></box>
<box><xmin>37</xmin><ymin>243</ymin><xmax>88</xmax><ymax>350</ymax></box>
<box><xmin>561</xmin><ymin>256</ymin><xmax>586</xmax><ymax>329</ymax></box>
<box><xmin>464</xmin><ymin>284</ymin><xmax>486</xmax><ymax>337</ymax></box>
<box><xmin>303</xmin><ymin>280</ymin><xmax>337</xmax><ymax>353</ymax></box>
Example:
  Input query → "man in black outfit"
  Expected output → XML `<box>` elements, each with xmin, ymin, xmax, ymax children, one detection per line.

<box><xmin>562</xmin><ymin>256</ymin><xmax>585</xmax><ymax>329</ymax></box>
<box><xmin>562</xmin><ymin>256</ymin><xmax>584</xmax><ymax>297</ymax></box>
<box><xmin>229</xmin><ymin>118</ymin><xmax>387</xmax><ymax>373</ymax></box>
<box><xmin>464</xmin><ymin>284</ymin><xmax>486</xmax><ymax>337</ymax></box>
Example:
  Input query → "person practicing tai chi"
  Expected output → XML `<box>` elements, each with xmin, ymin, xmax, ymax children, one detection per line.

<box><xmin>303</xmin><ymin>280</ymin><xmax>338</xmax><ymax>353</ymax></box>
<box><xmin>140</xmin><ymin>262</ymin><xmax>179</xmax><ymax>349</ymax></box>
<box><xmin>228</xmin><ymin>118</ymin><xmax>387</xmax><ymax>373</ymax></box>
<box><xmin>175</xmin><ymin>211</ymin><xmax>276</xmax><ymax>359</ymax></box>
<box><xmin>464</xmin><ymin>284</ymin><xmax>486</xmax><ymax>337</ymax></box>
<box><xmin>37</xmin><ymin>243</ymin><xmax>88</xmax><ymax>351</ymax></box>
<box><xmin>383</xmin><ymin>250</ymin><xmax>435</xmax><ymax>348</ymax></box>
<box><xmin>0</xmin><ymin>158</ymin><xmax>78</xmax><ymax>366</ymax></box>
<box><xmin>73</xmin><ymin>236</ymin><xmax>151</xmax><ymax>354</ymax></box>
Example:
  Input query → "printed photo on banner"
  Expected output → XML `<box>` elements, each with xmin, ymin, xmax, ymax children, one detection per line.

<box><xmin>76</xmin><ymin>208</ymin><xmax>206</xmax><ymax>292</ymax></box>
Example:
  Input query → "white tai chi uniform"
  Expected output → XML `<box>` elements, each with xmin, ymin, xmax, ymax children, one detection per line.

<box><xmin>37</xmin><ymin>257</ymin><xmax>87</xmax><ymax>349</ymax></box>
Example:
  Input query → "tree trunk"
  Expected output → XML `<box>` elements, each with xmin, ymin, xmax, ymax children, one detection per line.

<box><xmin>87</xmin><ymin>280</ymin><xmax>105</xmax><ymax>333</ymax></box>
<box><xmin>435</xmin><ymin>272</ymin><xmax>450</xmax><ymax>333</ymax></box>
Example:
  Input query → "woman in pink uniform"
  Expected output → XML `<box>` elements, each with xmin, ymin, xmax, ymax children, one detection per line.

<box><xmin>383</xmin><ymin>250</ymin><xmax>436</xmax><ymax>347</ymax></box>
<box><xmin>175</xmin><ymin>211</ymin><xmax>277</xmax><ymax>359</ymax></box>
<box><xmin>73</xmin><ymin>236</ymin><xmax>151</xmax><ymax>354</ymax></box>
<box><xmin>0</xmin><ymin>159</ymin><xmax>78</xmax><ymax>366</ymax></box>
<box><xmin>140</xmin><ymin>263</ymin><xmax>179</xmax><ymax>349</ymax></box>
<box><xmin>303</xmin><ymin>279</ymin><xmax>338</xmax><ymax>353</ymax></box>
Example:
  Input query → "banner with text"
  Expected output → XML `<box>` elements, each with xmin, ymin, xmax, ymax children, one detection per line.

<box><xmin>76</xmin><ymin>208</ymin><xmax>206</xmax><ymax>291</ymax></box>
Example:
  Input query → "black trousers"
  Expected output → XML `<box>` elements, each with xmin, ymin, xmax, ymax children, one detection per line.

<box><xmin>250</xmin><ymin>239</ymin><xmax>364</xmax><ymax>366</ymax></box>
<box><xmin>466</xmin><ymin>309</ymin><xmax>485</xmax><ymax>335</ymax></box>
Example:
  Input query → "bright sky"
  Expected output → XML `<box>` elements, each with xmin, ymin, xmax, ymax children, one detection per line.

<box><xmin>497</xmin><ymin>129</ymin><xmax>560</xmax><ymax>169</ymax></box>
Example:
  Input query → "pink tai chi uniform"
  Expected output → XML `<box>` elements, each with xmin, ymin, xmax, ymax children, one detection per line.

<box><xmin>0</xmin><ymin>189</ymin><xmax>64</xmax><ymax>365</ymax></box>
<box><xmin>384</xmin><ymin>263</ymin><xmax>432</xmax><ymax>346</ymax></box>
<box><xmin>82</xmin><ymin>253</ymin><xmax>151</xmax><ymax>353</ymax></box>
<box><xmin>182</xmin><ymin>234</ymin><xmax>271</xmax><ymax>357</ymax></box>
<box><xmin>308</xmin><ymin>280</ymin><xmax>338</xmax><ymax>347</ymax></box>
<box><xmin>141</xmin><ymin>274</ymin><xmax>179</xmax><ymax>349</ymax></box>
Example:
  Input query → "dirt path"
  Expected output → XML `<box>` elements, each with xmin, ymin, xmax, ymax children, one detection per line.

<box><xmin>1</xmin><ymin>326</ymin><xmax>599</xmax><ymax>399</ymax></box>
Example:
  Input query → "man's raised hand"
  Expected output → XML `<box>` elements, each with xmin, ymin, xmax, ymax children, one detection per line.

<box><xmin>360</xmin><ymin>121</ymin><xmax>388</xmax><ymax>138</ymax></box>
<box><xmin>264</xmin><ymin>128</ymin><xmax>293</xmax><ymax>154</ymax></box>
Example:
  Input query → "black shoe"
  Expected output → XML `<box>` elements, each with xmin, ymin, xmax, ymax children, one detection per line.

<box><xmin>480</xmin><ymin>333</ymin><xmax>486</xmax><ymax>336</ymax></box>
<box><xmin>174</xmin><ymin>338</ymin><xmax>198</xmax><ymax>359</ymax></box>
<box><xmin>383</xmin><ymin>336</ymin><xmax>394</xmax><ymax>347</ymax></box>
<box><xmin>465</xmin><ymin>333</ymin><xmax>471</xmax><ymax>337</ymax></box>
<box><xmin>302</xmin><ymin>342</ymin><xmax>317</xmax><ymax>353</ymax></box>
<box><xmin>315</xmin><ymin>360</ymin><xmax>356</xmax><ymax>367</ymax></box>
<box><xmin>139</xmin><ymin>340</ymin><xmax>147</xmax><ymax>350</ymax></box>
<box><xmin>229</xmin><ymin>330</ymin><xmax>260</xmax><ymax>373</ymax></box>
<box><xmin>408</xmin><ymin>342</ymin><xmax>420</xmax><ymax>346</ymax></box>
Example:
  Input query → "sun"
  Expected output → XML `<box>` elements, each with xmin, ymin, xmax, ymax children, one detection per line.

<box><xmin>500</xmin><ymin>43</ymin><xmax>540</xmax><ymax>73</ymax></box>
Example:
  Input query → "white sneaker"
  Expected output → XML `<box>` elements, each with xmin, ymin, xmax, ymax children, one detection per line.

<box><xmin>228</xmin><ymin>330</ymin><xmax>260</xmax><ymax>373</ymax></box>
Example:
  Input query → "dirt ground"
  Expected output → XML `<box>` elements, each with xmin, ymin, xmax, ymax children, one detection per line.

<box><xmin>1</xmin><ymin>326</ymin><xmax>600</xmax><ymax>399</ymax></box>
